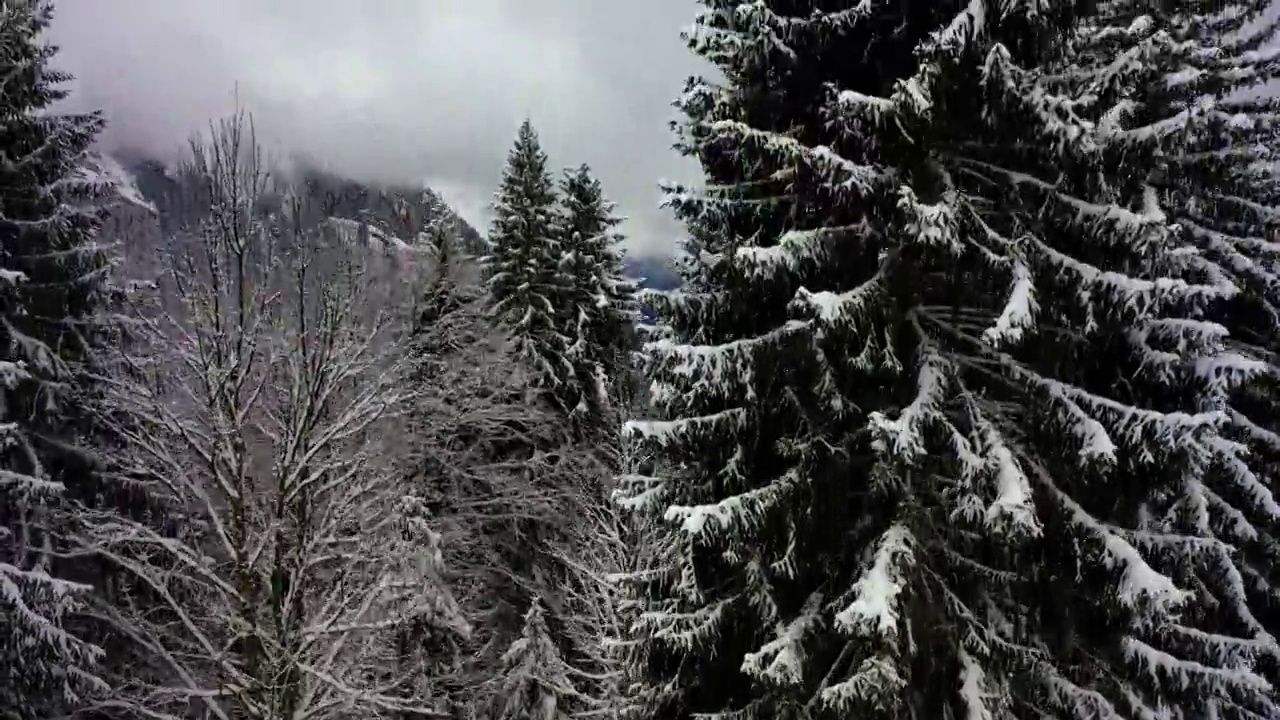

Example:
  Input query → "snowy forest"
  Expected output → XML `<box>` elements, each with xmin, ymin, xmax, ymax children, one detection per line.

<box><xmin>5</xmin><ymin>0</ymin><xmax>1280</xmax><ymax>719</ymax></box>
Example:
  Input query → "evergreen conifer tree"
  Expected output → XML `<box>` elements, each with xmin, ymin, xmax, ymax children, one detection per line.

<box><xmin>0</xmin><ymin>1</ymin><xmax>112</xmax><ymax>716</ymax></box>
<box><xmin>620</xmin><ymin>2</ymin><xmax>1276</xmax><ymax>719</ymax></box>
<box><xmin>486</xmin><ymin>120</ymin><xmax>575</xmax><ymax>407</ymax></box>
<box><xmin>411</xmin><ymin>201</ymin><xmax>600</xmax><ymax>713</ymax></box>
<box><xmin>557</xmin><ymin>164</ymin><xmax>637</xmax><ymax>420</ymax></box>
<box><xmin>491</xmin><ymin>598</ymin><xmax>586</xmax><ymax>720</ymax></box>
<box><xmin>1058</xmin><ymin>0</ymin><xmax>1280</xmax><ymax>694</ymax></box>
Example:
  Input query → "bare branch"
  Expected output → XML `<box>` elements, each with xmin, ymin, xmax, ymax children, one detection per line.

<box><xmin>81</xmin><ymin>112</ymin><xmax>466</xmax><ymax>720</ymax></box>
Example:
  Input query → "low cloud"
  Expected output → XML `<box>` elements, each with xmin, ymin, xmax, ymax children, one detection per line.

<box><xmin>49</xmin><ymin>0</ymin><xmax>708</xmax><ymax>254</ymax></box>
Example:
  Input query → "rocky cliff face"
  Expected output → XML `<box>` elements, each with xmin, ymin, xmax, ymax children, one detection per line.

<box><xmin>85</xmin><ymin>152</ymin><xmax>489</xmax><ymax>298</ymax></box>
<box><xmin>92</xmin><ymin>154</ymin><xmax>482</xmax><ymax>249</ymax></box>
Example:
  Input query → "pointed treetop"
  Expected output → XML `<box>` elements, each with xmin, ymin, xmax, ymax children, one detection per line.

<box><xmin>559</xmin><ymin>163</ymin><xmax>622</xmax><ymax>247</ymax></box>
<box><xmin>493</xmin><ymin>597</ymin><xmax>584</xmax><ymax>720</ymax></box>
<box><xmin>564</xmin><ymin>163</ymin><xmax>599</xmax><ymax>194</ymax></box>
<box><xmin>517</xmin><ymin>117</ymin><xmax>538</xmax><ymax>144</ymax></box>
<box><xmin>493</xmin><ymin>118</ymin><xmax>555</xmax><ymax>215</ymax></box>
<box><xmin>505</xmin><ymin>119</ymin><xmax>549</xmax><ymax>174</ymax></box>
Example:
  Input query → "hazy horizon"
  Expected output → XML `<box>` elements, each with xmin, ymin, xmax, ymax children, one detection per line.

<box><xmin>49</xmin><ymin>0</ymin><xmax>710</xmax><ymax>255</ymax></box>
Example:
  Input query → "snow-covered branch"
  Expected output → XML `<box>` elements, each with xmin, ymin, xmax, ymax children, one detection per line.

<box><xmin>77</xmin><ymin>114</ymin><xmax>465</xmax><ymax>720</ymax></box>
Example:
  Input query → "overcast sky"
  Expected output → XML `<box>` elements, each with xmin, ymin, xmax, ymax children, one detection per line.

<box><xmin>49</xmin><ymin>0</ymin><xmax>708</xmax><ymax>255</ymax></box>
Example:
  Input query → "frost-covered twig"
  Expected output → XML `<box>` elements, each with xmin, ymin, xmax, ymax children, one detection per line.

<box><xmin>78</xmin><ymin>113</ymin><xmax>466</xmax><ymax>720</ymax></box>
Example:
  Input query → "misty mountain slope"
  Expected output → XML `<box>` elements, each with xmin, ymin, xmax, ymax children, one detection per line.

<box><xmin>90</xmin><ymin>152</ymin><xmax>487</xmax><ymax>268</ymax></box>
<box><xmin>89</xmin><ymin>151</ymin><xmax>682</xmax><ymax>315</ymax></box>
<box><xmin>294</xmin><ymin>166</ymin><xmax>486</xmax><ymax>255</ymax></box>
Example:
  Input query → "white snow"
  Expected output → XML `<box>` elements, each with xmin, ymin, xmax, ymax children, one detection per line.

<box><xmin>958</xmin><ymin>648</ymin><xmax>994</xmax><ymax>720</ymax></box>
<box><xmin>77</xmin><ymin>152</ymin><xmax>157</xmax><ymax>214</ymax></box>
<box><xmin>323</xmin><ymin>216</ymin><xmax>417</xmax><ymax>255</ymax></box>
<box><xmin>834</xmin><ymin>524</ymin><xmax>914</xmax><ymax>638</ymax></box>
<box><xmin>741</xmin><ymin>592</ymin><xmax>823</xmax><ymax>687</ymax></box>
<box><xmin>982</xmin><ymin>261</ymin><xmax>1037</xmax><ymax>346</ymax></box>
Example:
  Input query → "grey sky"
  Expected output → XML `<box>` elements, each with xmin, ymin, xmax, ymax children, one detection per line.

<box><xmin>49</xmin><ymin>0</ymin><xmax>708</xmax><ymax>255</ymax></box>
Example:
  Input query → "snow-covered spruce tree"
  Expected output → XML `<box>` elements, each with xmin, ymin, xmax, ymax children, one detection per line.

<box><xmin>486</xmin><ymin>120</ymin><xmax>576</xmax><ymax>412</ymax></box>
<box><xmin>406</xmin><ymin>217</ymin><xmax>601</xmax><ymax>715</ymax></box>
<box><xmin>78</xmin><ymin>115</ymin><xmax>468</xmax><ymax>720</ymax></box>
<box><xmin>1053</xmin><ymin>0</ymin><xmax>1280</xmax><ymax>693</ymax></box>
<box><xmin>490</xmin><ymin>598</ymin><xmax>586</xmax><ymax>720</ymax></box>
<box><xmin>556</xmin><ymin>164</ymin><xmax>638</xmax><ymax>422</ymax></box>
<box><xmin>620</xmin><ymin>2</ymin><xmax>1274</xmax><ymax>719</ymax></box>
<box><xmin>0</xmin><ymin>1</ymin><xmax>113</xmax><ymax>716</ymax></box>
<box><xmin>398</xmin><ymin>202</ymin><xmax>485</xmax><ymax>713</ymax></box>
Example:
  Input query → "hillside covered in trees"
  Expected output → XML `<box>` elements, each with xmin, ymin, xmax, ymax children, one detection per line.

<box><xmin>4</xmin><ymin>1</ymin><xmax>1280</xmax><ymax>720</ymax></box>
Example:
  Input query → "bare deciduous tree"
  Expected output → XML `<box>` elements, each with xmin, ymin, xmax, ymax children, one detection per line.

<box><xmin>549</xmin><ymin>503</ymin><xmax>634</xmax><ymax>720</ymax></box>
<box><xmin>74</xmin><ymin>113</ymin><xmax>466</xmax><ymax>720</ymax></box>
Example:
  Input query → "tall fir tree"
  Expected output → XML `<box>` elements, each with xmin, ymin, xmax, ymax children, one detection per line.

<box><xmin>557</xmin><ymin>164</ymin><xmax>638</xmax><ymax>422</ymax></box>
<box><xmin>0</xmin><ymin>1</ymin><xmax>112</xmax><ymax>716</ymax></box>
<box><xmin>486</xmin><ymin>119</ymin><xmax>576</xmax><ymax>409</ymax></box>
<box><xmin>1057</xmin><ymin>0</ymin><xmax>1280</xmax><ymax>694</ymax></box>
<box><xmin>412</xmin><ymin>195</ymin><xmax>602</xmax><ymax>713</ymax></box>
<box><xmin>620</xmin><ymin>2</ymin><xmax>1276</xmax><ymax>719</ymax></box>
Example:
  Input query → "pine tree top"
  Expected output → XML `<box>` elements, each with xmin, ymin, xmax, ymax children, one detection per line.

<box><xmin>493</xmin><ymin>119</ymin><xmax>556</xmax><ymax>209</ymax></box>
<box><xmin>558</xmin><ymin>164</ymin><xmax>623</xmax><ymax>258</ymax></box>
<box><xmin>561</xmin><ymin>165</ymin><xmax>604</xmax><ymax>211</ymax></box>
<box><xmin>493</xmin><ymin>598</ymin><xmax>584</xmax><ymax>720</ymax></box>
